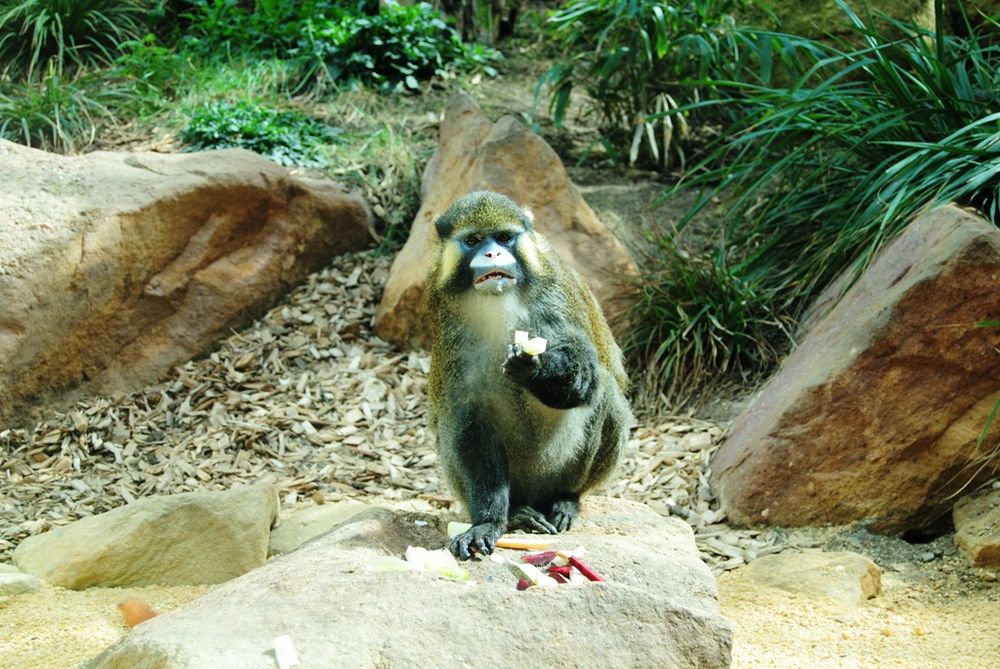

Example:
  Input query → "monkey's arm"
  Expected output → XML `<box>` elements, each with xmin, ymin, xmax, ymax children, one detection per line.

<box><xmin>502</xmin><ymin>332</ymin><xmax>597</xmax><ymax>409</ymax></box>
<box><xmin>445</xmin><ymin>405</ymin><xmax>511</xmax><ymax>559</ymax></box>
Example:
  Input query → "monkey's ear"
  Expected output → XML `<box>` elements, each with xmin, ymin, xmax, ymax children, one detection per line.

<box><xmin>521</xmin><ymin>207</ymin><xmax>535</xmax><ymax>231</ymax></box>
<box><xmin>434</xmin><ymin>212</ymin><xmax>455</xmax><ymax>239</ymax></box>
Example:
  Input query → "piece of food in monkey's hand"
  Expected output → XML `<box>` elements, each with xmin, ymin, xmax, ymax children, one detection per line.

<box><xmin>117</xmin><ymin>598</ymin><xmax>158</xmax><ymax>628</ymax></box>
<box><xmin>513</xmin><ymin>330</ymin><xmax>548</xmax><ymax>356</ymax></box>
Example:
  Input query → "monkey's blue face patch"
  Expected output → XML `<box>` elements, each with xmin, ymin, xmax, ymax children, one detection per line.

<box><xmin>469</xmin><ymin>238</ymin><xmax>519</xmax><ymax>294</ymax></box>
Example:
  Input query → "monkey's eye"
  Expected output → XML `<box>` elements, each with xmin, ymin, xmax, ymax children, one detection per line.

<box><xmin>496</xmin><ymin>231</ymin><xmax>515</xmax><ymax>244</ymax></box>
<box><xmin>462</xmin><ymin>233</ymin><xmax>482</xmax><ymax>247</ymax></box>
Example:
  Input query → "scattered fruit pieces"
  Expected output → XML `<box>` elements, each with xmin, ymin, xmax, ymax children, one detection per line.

<box><xmin>566</xmin><ymin>556</ymin><xmax>605</xmax><ymax>582</ymax></box>
<box><xmin>117</xmin><ymin>599</ymin><xmax>158</xmax><ymax>628</ymax></box>
<box><xmin>522</xmin><ymin>551</ymin><xmax>559</xmax><ymax>566</ymax></box>
<box><xmin>497</xmin><ymin>536</ymin><xmax>552</xmax><ymax>550</ymax></box>
<box><xmin>404</xmin><ymin>546</ymin><xmax>469</xmax><ymax>581</ymax></box>
<box><xmin>273</xmin><ymin>634</ymin><xmax>300</xmax><ymax>669</ymax></box>
<box><xmin>506</xmin><ymin>560</ymin><xmax>559</xmax><ymax>588</ymax></box>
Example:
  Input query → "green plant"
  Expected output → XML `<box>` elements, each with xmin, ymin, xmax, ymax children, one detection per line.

<box><xmin>0</xmin><ymin>66</ymin><xmax>110</xmax><ymax>152</ymax></box>
<box><xmin>179</xmin><ymin>100</ymin><xmax>340</xmax><ymax>167</ymax></box>
<box><xmin>108</xmin><ymin>33</ymin><xmax>186</xmax><ymax>113</ymax></box>
<box><xmin>628</xmin><ymin>0</ymin><xmax>1000</xmax><ymax>407</ymax></box>
<box><xmin>180</xmin><ymin>0</ymin><xmax>344</xmax><ymax>58</ymax></box>
<box><xmin>538</xmin><ymin>0</ymin><xmax>772</xmax><ymax>169</ymax></box>
<box><xmin>297</xmin><ymin>1</ymin><xmax>500</xmax><ymax>93</ymax></box>
<box><xmin>0</xmin><ymin>0</ymin><xmax>156</xmax><ymax>79</ymax></box>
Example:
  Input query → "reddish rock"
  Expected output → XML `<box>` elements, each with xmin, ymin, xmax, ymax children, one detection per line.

<box><xmin>0</xmin><ymin>141</ymin><xmax>373</xmax><ymax>422</ymax></box>
<box><xmin>712</xmin><ymin>205</ymin><xmax>1000</xmax><ymax>534</ymax></box>
<box><xmin>374</xmin><ymin>92</ymin><xmax>635</xmax><ymax>348</ymax></box>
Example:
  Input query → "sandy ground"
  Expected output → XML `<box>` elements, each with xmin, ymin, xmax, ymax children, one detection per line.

<box><xmin>2</xmin><ymin>556</ymin><xmax>997</xmax><ymax>669</ymax></box>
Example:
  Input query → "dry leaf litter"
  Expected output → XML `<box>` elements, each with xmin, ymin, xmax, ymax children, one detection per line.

<box><xmin>0</xmin><ymin>252</ymin><xmax>784</xmax><ymax>572</ymax></box>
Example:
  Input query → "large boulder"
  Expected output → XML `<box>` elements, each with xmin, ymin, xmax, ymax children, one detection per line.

<box><xmin>12</xmin><ymin>482</ymin><xmax>278</xmax><ymax>589</ymax></box>
<box><xmin>85</xmin><ymin>497</ymin><xmax>732</xmax><ymax>669</ymax></box>
<box><xmin>0</xmin><ymin>141</ymin><xmax>373</xmax><ymax>423</ymax></box>
<box><xmin>374</xmin><ymin>93</ymin><xmax>635</xmax><ymax>348</ymax></box>
<box><xmin>712</xmin><ymin>205</ymin><xmax>1000</xmax><ymax>534</ymax></box>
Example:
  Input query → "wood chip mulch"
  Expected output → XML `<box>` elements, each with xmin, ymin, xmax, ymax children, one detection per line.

<box><xmin>0</xmin><ymin>252</ymin><xmax>784</xmax><ymax>571</ymax></box>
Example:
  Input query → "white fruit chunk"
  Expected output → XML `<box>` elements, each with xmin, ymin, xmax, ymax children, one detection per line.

<box><xmin>514</xmin><ymin>330</ymin><xmax>548</xmax><ymax>356</ymax></box>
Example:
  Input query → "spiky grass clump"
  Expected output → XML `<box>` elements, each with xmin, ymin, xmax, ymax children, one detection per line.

<box><xmin>0</xmin><ymin>0</ymin><xmax>154</xmax><ymax>79</ymax></box>
<box><xmin>0</xmin><ymin>68</ymin><xmax>110</xmax><ymax>152</ymax></box>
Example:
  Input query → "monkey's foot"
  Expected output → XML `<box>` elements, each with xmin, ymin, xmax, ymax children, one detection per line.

<box><xmin>547</xmin><ymin>498</ymin><xmax>579</xmax><ymax>532</ymax></box>
<box><xmin>509</xmin><ymin>506</ymin><xmax>558</xmax><ymax>534</ymax></box>
<box><xmin>449</xmin><ymin>521</ymin><xmax>504</xmax><ymax>560</ymax></box>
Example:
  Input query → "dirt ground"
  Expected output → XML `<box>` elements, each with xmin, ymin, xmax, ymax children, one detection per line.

<box><xmin>3</xmin><ymin>528</ymin><xmax>998</xmax><ymax>669</ymax></box>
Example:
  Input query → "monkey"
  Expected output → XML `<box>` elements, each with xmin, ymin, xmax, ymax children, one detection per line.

<box><xmin>424</xmin><ymin>190</ymin><xmax>632</xmax><ymax>560</ymax></box>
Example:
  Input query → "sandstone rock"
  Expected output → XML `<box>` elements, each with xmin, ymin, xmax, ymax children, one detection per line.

<box><xmin>85</xmin><ymin>497</ymin><xmax>732</xmax><ymax>669</ymax></box>
<box><xmin>954</xmin><ymin>488</ymin><xmax>1000</xmax><ymax>567</ymax></box>
<box><xmin>268</xmin><ymin>501</ymin><xmax>372</xmax><ymax>556</ymax></box>
<box><xmin>743</xmin><ymin>550</ymin><xmax>881</xmax><ymax>608</ymax></box>
<box><xmin>0</xmin><ymin>140</ymin><xmax>373</xmax><ymax>423</ymax></box>
<box><xmin>374</xmin><ymin>92</ymin><xmax>635</xmax><ymax>348</ymax></box>
<box><xmin>0</xmin><ymin>563</ymin><xmax>40</xmax><ymax>597</ymax></box>
<box><xmin>712</xmin><ymin>205</ymin><xmax>1000</xmax><ymax>533</ymax></box>
<box><xmin>13</xmin><ymin>482</ymin><xmax>278</xmax><ymax>589</ymax></box>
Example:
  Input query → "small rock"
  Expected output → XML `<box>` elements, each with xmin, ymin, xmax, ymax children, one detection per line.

<box><xmin>268</xmin><ymin>502</ymin><xmax>373</xmax><ymax>555</ymax></box>
<box><xmin>13</xmin><ymin>482</ymin><xmax>278</xmax><ymax>589</ymax></box>
<box><xmin>743</xmin><ymin>549</ymin><xmax>882</xmax><ymax>607</ymax></box>
<box><xmin>0</xmin><ymin>565</ymin><xmax>40</xmax><ymax>596</ymax></box>
<box><xmin>919</xmin><ymin>551</ymin><xmax>936</xmax><ymax>562</ymax></box>
<box><xmin>953</xmin><ymin>488</ymin><xmax>1000</xmax><ymax>567</ymax></box>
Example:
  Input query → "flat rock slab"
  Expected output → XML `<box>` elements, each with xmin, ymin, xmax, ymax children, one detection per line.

<box><xmin>743</xmin><ymin>550</ymin><xmax>881</xmax><ymax>608</ymax></box>
<box><xmin>0</xmin><ymin>140</ymin><xmax>373</xmax><ymax>422</ymax></box>
<box><xmin>712</xmin><ymin>205</ymin><xmax>1000</xmax><ymax>533</ymax></box>
<box><xmin>85</xmin><ymin>497</ymin><xmax>732</xmax><ymax>669</ymax></box>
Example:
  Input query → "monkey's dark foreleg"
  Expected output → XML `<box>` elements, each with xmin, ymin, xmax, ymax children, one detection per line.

<box><xmin>502</xmin><ymin>340</ymin><xmax>597</xmax><ymax>409</ymax></box>
<box><xmin>447</xmin><ymin>409</ymin><xmax>511</xmax><ymax>560</ymax></box>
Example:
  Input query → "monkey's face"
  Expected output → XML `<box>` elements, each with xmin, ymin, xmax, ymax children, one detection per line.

<box><xmin>463</xmin><ymin>229</ymin><xmax>521</xmax><ymax>295</ymax></box>
<box><xmin>433</xmin><ymin>191</ymin><xmax>543</xmax><ymax>297</ymax></box>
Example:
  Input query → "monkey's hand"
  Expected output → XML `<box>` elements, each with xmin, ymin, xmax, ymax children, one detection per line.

<box><xmin>502</xmin><ymin>343</ymin><xmax>542</xmax><ymax>386</ymax></box>
<box><xmin>449</xmin><ymin>521</ymin><xmax>504</xmax><ymax>560</ymax></box>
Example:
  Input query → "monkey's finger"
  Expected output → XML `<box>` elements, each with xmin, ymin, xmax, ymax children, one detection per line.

<box><xmin>449</xmin><ymin>535</ymin><xmax>473</xmax><ymax>560</ymax></box>
<box><xmin>474</xmin><ymin>536</ymin><xmax>494</xmax><ymax>555</ymax></box>
<box><xmin>510</xmin><ymin>508</ymin><xmax>558</xmax><ymax>534</ymax></box>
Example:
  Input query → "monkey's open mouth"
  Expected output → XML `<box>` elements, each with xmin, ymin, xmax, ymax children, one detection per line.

<box><xmin>474</xmin><ymin>270</ymin><xmax>516</xmax><ymax>286</ymax></box>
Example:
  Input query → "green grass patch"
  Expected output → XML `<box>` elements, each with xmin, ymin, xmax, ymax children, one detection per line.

<box><xmin>179</xmin><ymin>100</ymin><xmax>340</xmax><ymax>167</ymax></box>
